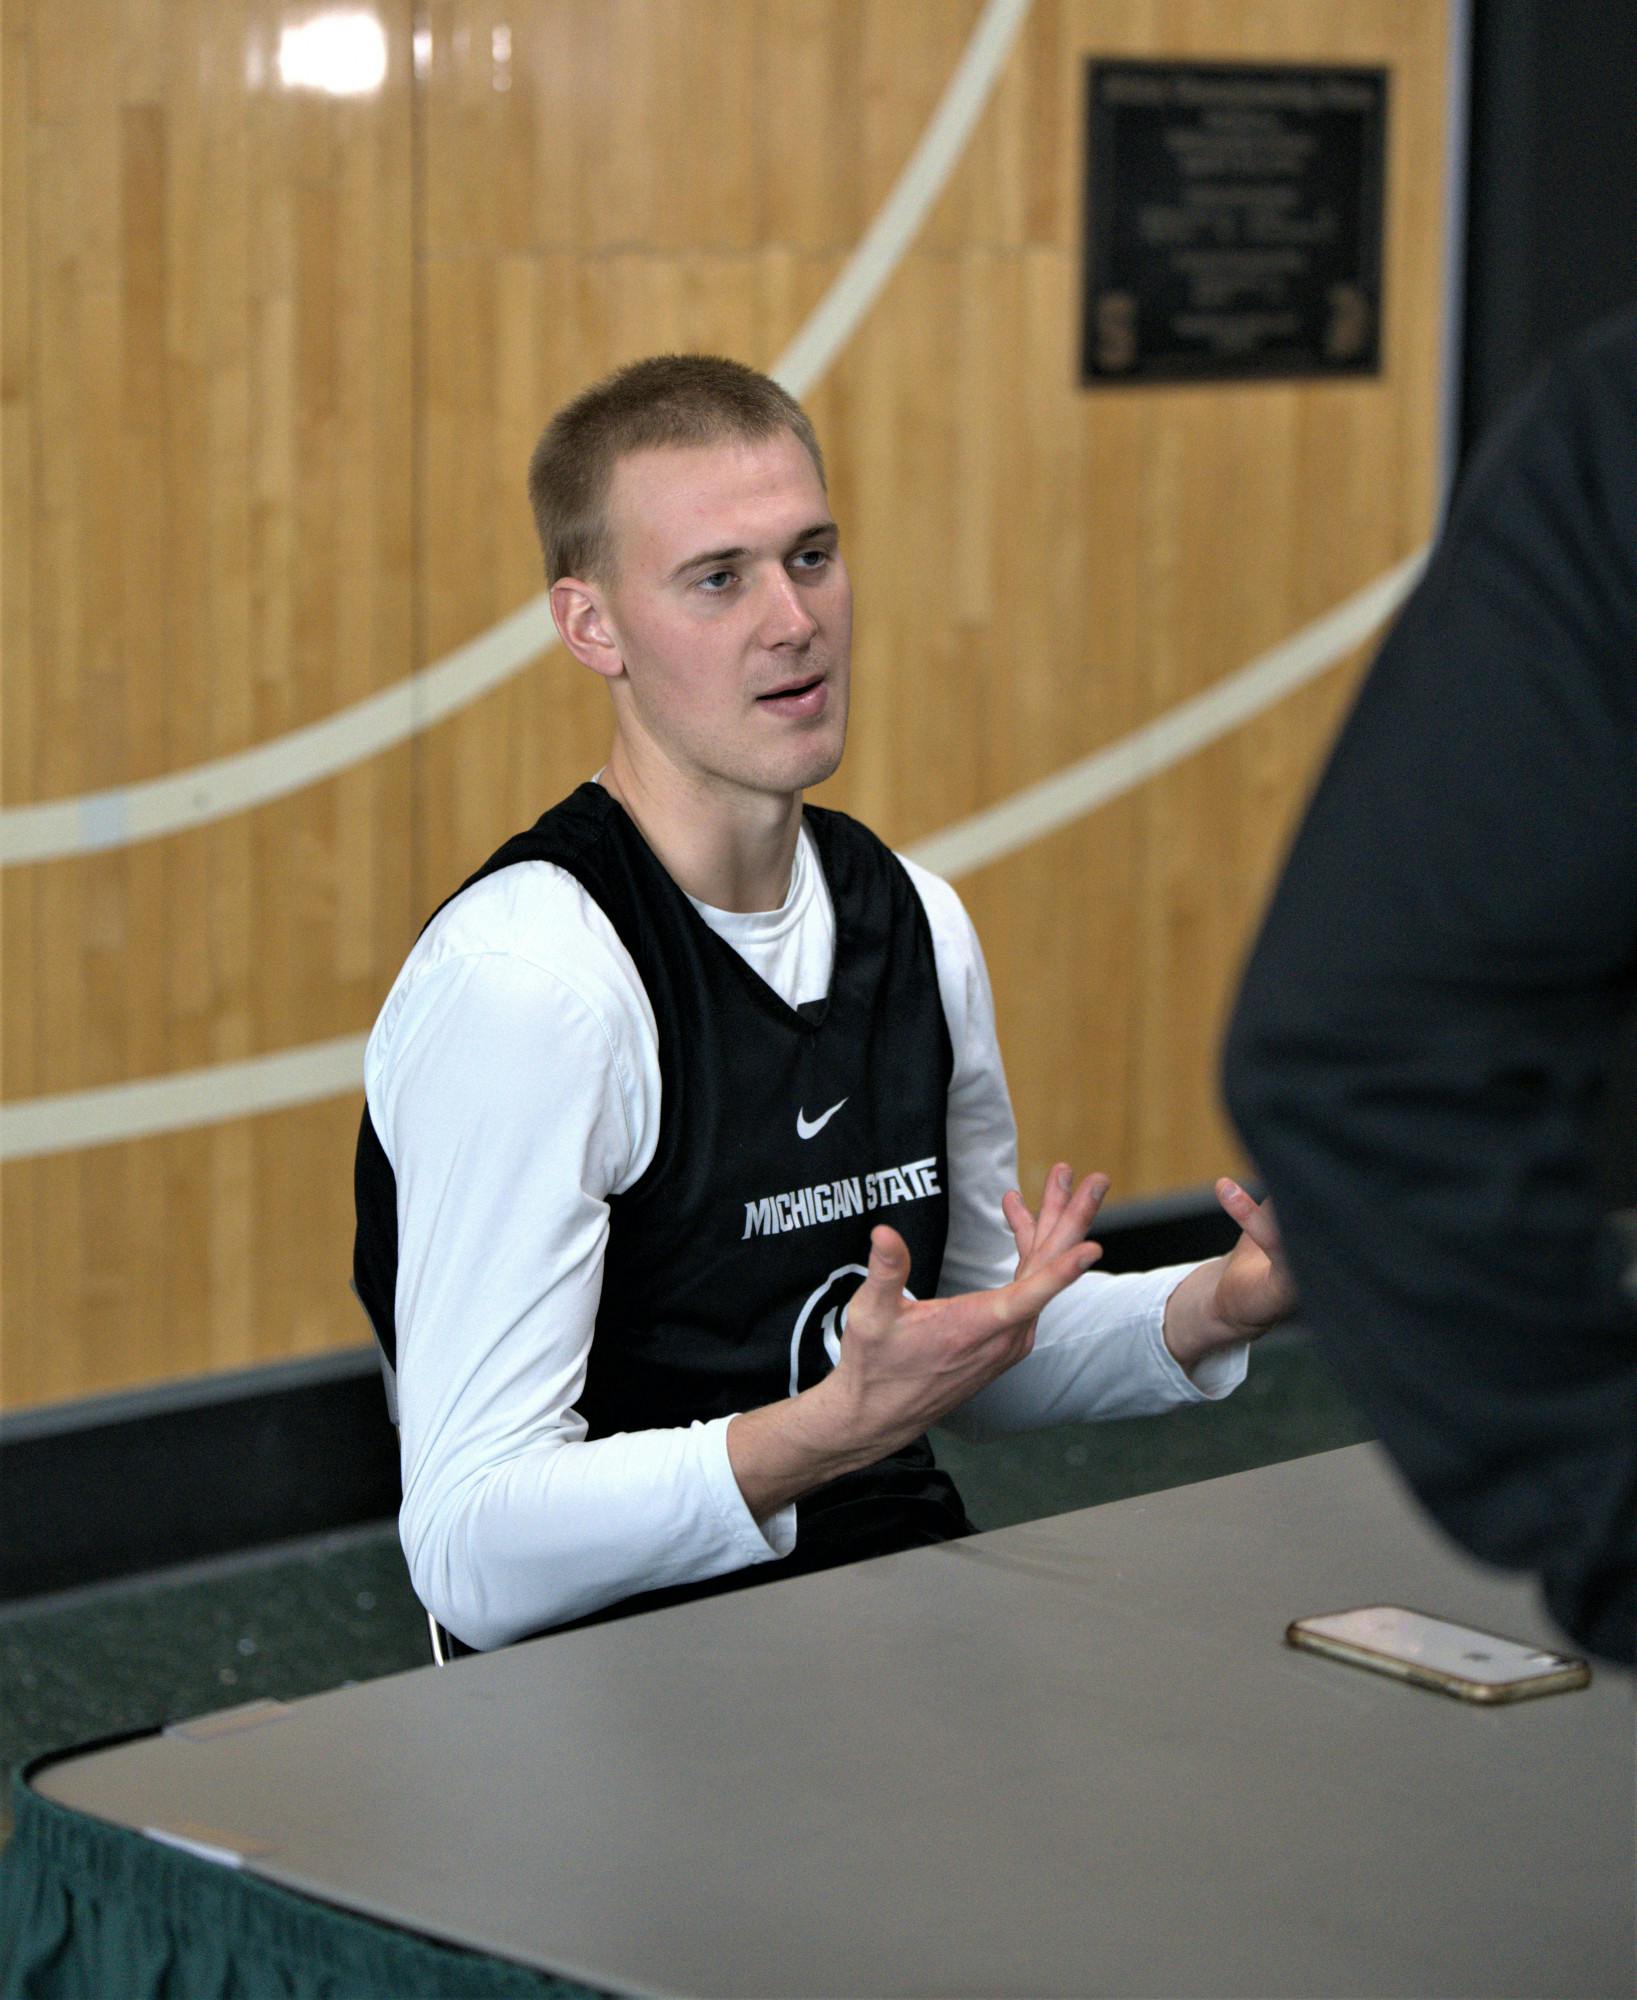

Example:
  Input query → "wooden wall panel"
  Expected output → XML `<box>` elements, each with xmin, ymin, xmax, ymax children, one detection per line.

<box><xmin>3</xmin><ymin>0</ymin><xmax>1449</xmax><ymax>1410</ymax></box>
<box><xmin>0</xmin><ymin>1102</ymin><xmax>367</xmax><ymax>1408</ymax></box>
<box><xmin>3</xmin><ymin>0</ymin><xmax>417</xmax><ymax>1405</ymax></box>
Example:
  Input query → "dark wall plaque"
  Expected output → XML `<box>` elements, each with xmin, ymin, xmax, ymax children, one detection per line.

<box><xmin>1082</xmin><ymin>61</ymin><xmax>1388</xmax><ymax>385</ymax></box>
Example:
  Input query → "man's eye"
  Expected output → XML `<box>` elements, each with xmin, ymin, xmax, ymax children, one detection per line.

<box><xmin>791</xmin><ymin>548</ymin><xmax>829</xmax><ymax>573</ymax></box>
<box><xmin>697</xmin><ymin>570</ymin><xmax>735</xmax><ymax>593</ymax></box>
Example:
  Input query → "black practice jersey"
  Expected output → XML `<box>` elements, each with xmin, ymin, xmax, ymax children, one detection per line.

<box><xmin>355</xmin><ymin>784</ymin><xmax>970</xmax><ymax>1611</ymax></box>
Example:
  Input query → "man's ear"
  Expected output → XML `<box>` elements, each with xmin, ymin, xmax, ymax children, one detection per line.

<box><xmin>550</xmin><ymin>577</ymin><xmax>623</xmax><ymax>681</ymax></box>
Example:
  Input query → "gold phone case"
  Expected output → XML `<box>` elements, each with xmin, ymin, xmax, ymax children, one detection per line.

<box><xmin>1286</xmin><ymin>1607</ymin><xmax>1592</xmax><ymax>1704</ymax></box>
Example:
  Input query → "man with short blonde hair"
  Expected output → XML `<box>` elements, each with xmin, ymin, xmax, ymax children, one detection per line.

<box><xmin>355</xmin><ymin>354</ymin><xmax>1291</xmax><ymax>1651</ymax></box>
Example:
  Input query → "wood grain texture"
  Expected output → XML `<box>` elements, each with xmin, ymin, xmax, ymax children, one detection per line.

<box><xmin>4</xmin><ymin>0</ymin><xmax>417</xmax><ymax>1403</ymax></box>
<box><xmin>2</xmin><ymin>0</ymin><xmax>1449</xmax><ymax>1407</ymax></box>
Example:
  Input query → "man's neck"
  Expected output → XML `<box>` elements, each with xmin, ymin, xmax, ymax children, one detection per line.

<box><xmin>599</xmin><ymin>746</ymin><xmax>803</xmax><ymax>914</ymax></box>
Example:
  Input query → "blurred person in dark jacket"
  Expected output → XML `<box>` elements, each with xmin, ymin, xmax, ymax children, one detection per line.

<box><xmin>1224</xmin><ymin>309</ymin><xmax>1637</xmax><ymax>1666</ymax></box>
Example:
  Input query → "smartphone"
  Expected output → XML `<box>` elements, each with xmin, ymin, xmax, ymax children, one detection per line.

<box><xmin>1286</xmin><ymin>1604</ymin><xmax>1590</xmax><ymax>1704</ymax></box>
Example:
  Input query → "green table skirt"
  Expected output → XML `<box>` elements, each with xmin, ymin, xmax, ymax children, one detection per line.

<box><xmin>2</xmin><ymin>1757</ymin><xmax>613</xmax><ymax>2000</ymax></box>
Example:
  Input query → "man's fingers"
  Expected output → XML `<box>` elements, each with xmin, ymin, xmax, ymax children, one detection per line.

<box><xmin>999</xmin><ymin>1236</ymin><xmax>1102</xmax><ymax>1323</ymax></box>
<box><xmin>867</xmin><ymin>1224</ymin><xmax>911</xmax><ymax>1281</ymax></box>
<box><xmin>1032</xmin><ymin>1169</ymin><xmax>1112</xmax><ymax>1261</ymax></box>
<box><xmin>845</xmin><ymin>1225</ymin><xmax>912</xmax><ymax>1335</ymax></box>
<box><xmin>1002</xmin><ymin>1188</ymin><xmax>1037</xmax><ymax>1262</ymax></box>
<box><xmin>1069</xmin><ymin>1170</ymin><xmax>1112</xmax><ymax>1230</ymax></box>
<box><xmin>1034</xmin><ymin>1162</ymin><xmax>1073</xmax><ymax>1239</ymax></box>
<box><xmin>1215</xmin><ymin>1178</ymin><xmax>1281</xmax><ymax>1257</ymax></box>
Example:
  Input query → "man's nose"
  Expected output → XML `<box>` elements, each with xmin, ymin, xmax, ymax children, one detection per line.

<box><xmin>758</xmin><ymin>569</ymin><xmax>819</xmax><ymax>646</ymax></box>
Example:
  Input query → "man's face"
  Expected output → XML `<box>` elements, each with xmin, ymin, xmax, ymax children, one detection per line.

<box><xmin>592</xmin><ymin>430</ymin><xmax>852</xmax><ymax>804</ymax></box>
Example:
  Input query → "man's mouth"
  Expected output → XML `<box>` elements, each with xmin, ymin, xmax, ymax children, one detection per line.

<box><xmin>756</xmin><ymin>675</ymin><xmax>828</xmax><ymax>717</ymax></box>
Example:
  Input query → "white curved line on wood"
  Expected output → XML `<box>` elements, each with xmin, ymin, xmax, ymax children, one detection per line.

<box><xmin>0</xmin><ymin>546</ymin><xmax>1426</xmax><ymax>1162</ymax></box>
<box><xmin>0</xmin><ymin>0</ymin><xmax>1035</xmax><ymax>868</ymax></box>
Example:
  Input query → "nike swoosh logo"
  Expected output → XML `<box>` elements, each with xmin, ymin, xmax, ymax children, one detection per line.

<box><xmin>796</xmin><ymin>1098</ymin><xmax>848</xmax><ymax>1140</ymax></box>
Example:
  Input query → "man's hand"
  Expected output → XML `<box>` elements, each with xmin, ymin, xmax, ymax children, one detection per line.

<box><xmin>1003</xmin><ymin>1163</ymin><xmax>1113</xmax><ymax>1287</ymax></box>
<box><xmin>1161</xmin><ymin>1176</ymin><xmax>1297</xmax><ymax>1372</ymax></box>
<box><xmin>727</xmin><ymin>1165</ymin><xmax>1108</xmax><ymax>1522</ymax></box>
<box><xmin>829</xmin><ymin>1162</ymin><xmax>1110</xmax><ymax>1452</ymax></box>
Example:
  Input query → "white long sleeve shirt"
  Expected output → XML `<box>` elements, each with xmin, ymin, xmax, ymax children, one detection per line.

<box><xmin>366</xmin><ymin>822</ymin><xmax>1246</xmax><ymax>1648</ymax></box>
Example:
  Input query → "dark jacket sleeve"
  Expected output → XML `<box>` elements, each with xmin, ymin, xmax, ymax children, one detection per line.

<box><xmin>1223</xmin><ymin>313</ymin><xmax>1637</xmax><ymax>1664</ymax></box>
